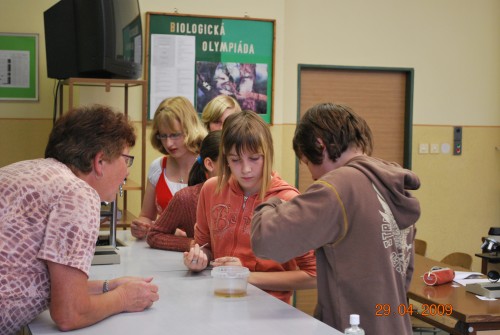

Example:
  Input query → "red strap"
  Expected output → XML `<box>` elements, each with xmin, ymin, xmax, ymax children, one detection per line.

<box><xmin>155</xmin><ymin>157</ymin><xmax>173</xmax><ymax>213</ymax></box>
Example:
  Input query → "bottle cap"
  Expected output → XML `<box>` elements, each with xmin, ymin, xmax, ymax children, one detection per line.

<box><xmin>350</xmin><ymin>314</ymin><xmax>360</xmax><ymax>325</ymax></box>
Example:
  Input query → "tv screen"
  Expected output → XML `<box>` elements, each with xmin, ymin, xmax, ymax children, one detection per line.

<box><xmin>44</xmin><ymin>0</ymin><xmax>142</xmax><ymax>79</ymax></box>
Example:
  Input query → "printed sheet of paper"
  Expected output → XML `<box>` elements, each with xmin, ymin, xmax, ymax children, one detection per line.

<box><xmin>149</xmin><ymin>34</ymin><xmax>195</xmax><ymax>118</ymax></box>
<box><xmin>0</xmin><ymin>50</ymin><xmax>30</xmax><ymax>88</ymax></box>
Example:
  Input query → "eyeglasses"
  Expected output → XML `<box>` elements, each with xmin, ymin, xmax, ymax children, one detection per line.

<box><xmin>121</xmin><ymin>154</ymin><xmax>134</xmax><ymax>168</ymax></box>
<box><xmin>156</xmin><ymin>132</ymin><xmax>184</xmax><ymax>141</ymax></box>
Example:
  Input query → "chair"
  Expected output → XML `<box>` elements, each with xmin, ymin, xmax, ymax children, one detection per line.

<box><xmin>411</xmin><ymin>317</ymin><xmax>441</xmax><ymax>334</ymax></box>
<box><xmin>414</xmin><ymin>239</ymin><xmax>427</xmax><ymax>256</ymax></box>
<box><xmin>412</xmin><ymin>239</ymin><xmax>440</xmax><ymax>334</ymax></box>
<box><xmin>440</xmin><ymin>252</ymin><xmax>473</xmax><ymax>270</ymax></box>
<box><xmin>293</xmin><ymin>289</ymin><xmax>317</xmax><ymax>316</ymax></box>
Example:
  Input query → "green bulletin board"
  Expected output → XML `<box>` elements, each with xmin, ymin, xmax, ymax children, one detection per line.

<box><xmin>146</xmin><ymin>13</ymin><xmax>275</xmax><ymax>123</ymax></box>
<box><xmin>0</xmin><ymin>33</ymin><xmax>38</xmax><ymax>101</ymax></box>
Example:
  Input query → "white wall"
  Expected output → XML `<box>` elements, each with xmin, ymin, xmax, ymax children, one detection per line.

<box><xmin>282</xmin><ymin>0</ymin><xmax>500</xmax><ymax>126</ymax></box>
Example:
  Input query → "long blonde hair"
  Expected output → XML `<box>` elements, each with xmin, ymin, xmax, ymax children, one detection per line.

<box><xmin>216</xmin><ymin>110</ymin><xmax>273</xmax><ymax>199</ymax></box>
<box><xmin>150</xmin><ymin>96</ymin><xmax>207</xmax><ymax>155</ymax></box>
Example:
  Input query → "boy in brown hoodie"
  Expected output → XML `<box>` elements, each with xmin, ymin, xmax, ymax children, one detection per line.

<box><xmin>251</xmin><ymin>102</ymin><xmax>421</xmax><ymax>334</ymax></box>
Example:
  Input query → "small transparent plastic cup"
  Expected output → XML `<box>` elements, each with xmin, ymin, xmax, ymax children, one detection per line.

<box><xmin>211</xmin><ymin>266</ymin><xmax>250</xmax><ymax>297</ymax></box>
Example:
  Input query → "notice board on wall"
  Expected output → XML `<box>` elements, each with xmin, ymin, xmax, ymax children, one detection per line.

<box><xmin>145</xmin><ymin>12</ymin><xmax>275</xmax><ymax>123</ymax></box>
<box><xmin>0</xmin><ymin>33</ymin><xmax>38</xmax><ymax>101</ymax></box>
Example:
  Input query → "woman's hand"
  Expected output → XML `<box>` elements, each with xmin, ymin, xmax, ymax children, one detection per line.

<box><xmin>183</xmin><ymin>243</ymin><xmax>209</xmax><ymax>271</ymax></box>
<box><xmin>211</xmin><ymin>256</ymin><xmax>242</xmax><ymax>267</ymax></box>
<box><xmin>174</xmin><ymin>228</ymin><xmax>187</xmax><ymax>237</ymax></box>
<box><xmin>115</xmin><ymin>278</ymin><xmax>159</xmax><ymax>312</ymax></box>
<box><xmin>131</xmin><ymin>218</ymin><xmax>152</xmax><ymax>239</ymax></box>
<box><xmin>109</xmin><ymin>276</ymin><xmax>153</xmax><ymax>290</ymax></box>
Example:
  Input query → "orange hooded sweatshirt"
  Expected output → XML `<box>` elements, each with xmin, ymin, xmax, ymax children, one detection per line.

<box><xmin>195</xmin><ymin>172</ymin><xmax>317</xmax><ymax>303</ymax></box>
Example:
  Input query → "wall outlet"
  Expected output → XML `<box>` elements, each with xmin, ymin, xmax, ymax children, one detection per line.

<box><xmin>419</xmin><ymin>143</ymin><xmax>429</xmax><ymax>154</ymax></box>
<box><xmin>441</xmin><ymin>143</ymin><xmax>451</xmax><ymax>154</ymax></box>
<box><xmin>453</xmin><ymin>126</ymin><xmax>462</xmax><ymax>155</ymax></box>
<box><xmin>430</xmin><ymin>143</ymin><xmax>440</xmax><ymax>154</ymax></box>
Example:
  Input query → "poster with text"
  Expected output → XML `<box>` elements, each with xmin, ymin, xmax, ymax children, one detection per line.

<box><xmin>147</xmin><ymin>13</ymin><xmax>275</xmax><ymax>123</ymax></box>
<box><xmin>0</xmin><ymin>33</ymin><xmax>38</xmax><ymax>101</ymax></box>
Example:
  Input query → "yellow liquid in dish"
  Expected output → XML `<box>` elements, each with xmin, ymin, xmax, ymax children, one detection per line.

<box><xmin>214</xmin><ymin>289</ymin><xmax>247</xmax><ymax>297</ymax></box>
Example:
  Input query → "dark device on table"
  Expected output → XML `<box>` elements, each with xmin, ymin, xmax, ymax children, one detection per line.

<box><xmin>466</xmin><ymin>228</ymin><xmax>500</xmax><ymax>298</ymax></box>
<box><xmin>93</xmin><ymin>199</ymin><xmax>121</xmax><ymax>265</ymax></box>
<box><xmin>481</xmin><ymin>227</ymin><xmax>500</xmax><ymax>253</ymax></box>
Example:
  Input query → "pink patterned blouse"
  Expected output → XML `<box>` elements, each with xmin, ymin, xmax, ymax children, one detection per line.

<box><xmin>0</xmin><ymin>158</ymin><xmax>101</xmax><ymax>334</ymax></box>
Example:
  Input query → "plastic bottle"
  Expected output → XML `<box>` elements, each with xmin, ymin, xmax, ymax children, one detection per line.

<box><xmin>344</xmin><ymin>314</ymin><xmax>365</xmax><ymax>335</ymax></box>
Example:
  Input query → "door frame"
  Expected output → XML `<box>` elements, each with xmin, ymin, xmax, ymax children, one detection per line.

<box><xmin>295</xmin><ymin>64</ymin><xmax>414</xmax><ymax>187</ymax></box>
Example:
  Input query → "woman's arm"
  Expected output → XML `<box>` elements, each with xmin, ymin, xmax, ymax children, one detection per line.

<box><xmin>138</xmin><ymin>181</ymin><xmax>157</xmax><ymax>220</ymax></box>
<box><xmin>249</xmin><ymin>270</ymin><xmax>317</xmax><ymax>291</ymax></box>
<box><xmin>47</xmin><ymin>261</ymin><xmax>159</xmax><ymax>331</ymax></box>
<box><xmin>86</xmin><ymin>277</ymin><xmax>156</xmax><ymax>295</ymax></box>
<box><xmin>147</xmin><ymin>191</ymin><xmax>195</xmax><ymax>252</ymax></box>
<box><xmin>183</xmin><ymin>183</ymin><xmax>215</xmax><ymax>271</ymax></box>
<box><xmin>131</xmin><ymin>181</ymin><xmax>157</xmax><ymax>239</ymax></box>
<box><xmin>211</xmin><ymin>256</ymin><xmax>316</xmax><ymax>292</ymax></box>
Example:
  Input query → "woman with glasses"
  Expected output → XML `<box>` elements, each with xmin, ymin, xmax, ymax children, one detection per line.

<box><xmin>131</xmin><ymin>96</ymin><xmax>207</xmax><ymax>239</ymax></box>
<box><xmin>0</xmin><ymin>105</ymin><xmax>159</xmax><ymax>334</ymax></box>
<box><xmin>147</xmin><ymin>130</ymin><xmax>221</xmax><ymax>252</ymax></box>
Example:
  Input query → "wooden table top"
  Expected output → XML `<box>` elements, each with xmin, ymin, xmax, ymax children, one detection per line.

<box><xmin>410</xmin><ymin>254</ymin><xmax>500</xmax><ymax>324</ymax></box>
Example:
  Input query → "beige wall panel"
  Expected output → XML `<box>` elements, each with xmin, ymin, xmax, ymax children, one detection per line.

<box><xmin>0</xmin><ymin>119</ymin><xmax>52</xmax><ymax>167</ymax></box>
<box><xmin>412</xmin><ymin>126</ymin><xmax>500</xmax><ymax>272</ymax></box>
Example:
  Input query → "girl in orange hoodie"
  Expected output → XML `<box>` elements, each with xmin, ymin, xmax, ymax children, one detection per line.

<box><xmin>183</xmin><ymin>110</ymin><xmax>316</xmax><ymax>303</ymax></box>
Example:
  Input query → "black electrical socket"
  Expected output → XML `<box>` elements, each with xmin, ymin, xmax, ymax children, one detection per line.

<box><xmin>453</xmin><ymin>126</ymin><xmax>462</xmax><ymax>155</ymax></box>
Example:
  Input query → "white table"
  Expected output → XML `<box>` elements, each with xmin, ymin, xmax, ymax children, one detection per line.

<box><xmin>29</xmin><ymin>231</ymin><xmax>342</xmax><ymax>335</ymax></box>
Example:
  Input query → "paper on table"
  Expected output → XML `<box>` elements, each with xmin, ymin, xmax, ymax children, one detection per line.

<box><xmin>476</xmin><ymin>295</ymin><xmax>497</xmax><ymax>301</ymax></box>
<box><xmin>453</xmin><ymin>271</ymin><xmax>491</xmax><ymax>286</ymax></box>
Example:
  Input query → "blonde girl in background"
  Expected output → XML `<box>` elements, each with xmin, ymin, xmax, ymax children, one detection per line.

<box><xmin>147</xmin><ymin>130</ymin><xmax>222</xmax><ymax>252</ymax></box>
<box><xmin>132</xmin><ymin>96</ymin><xmax>207</xmax><ymax>239</ymax></box>
<box><xmin>201</xmin><ymin>94</ymin><xmax>241</xmax><ymax>131</ymax></box>
<box><xmin>183</xmin><ymin>110</ymin><xmax>317</xmax><ymax>303</ymax></box>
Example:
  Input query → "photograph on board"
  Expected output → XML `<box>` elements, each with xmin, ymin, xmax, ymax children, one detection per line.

<box><xmin>196</xmin><ymin>61</ymin><xmax>268</xmax><ymax>115</ymax></box>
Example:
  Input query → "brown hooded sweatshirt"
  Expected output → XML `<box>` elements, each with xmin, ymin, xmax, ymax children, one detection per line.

<box><xmin>251</xmin><ymin>155</ymin><xmax>421</xmax><ymax>334</ymax></box>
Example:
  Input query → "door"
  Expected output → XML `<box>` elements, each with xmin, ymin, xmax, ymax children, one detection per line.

<box><xmin>296</xmin><ymin>65</ymin><xmax>414</xmax><ymax>192</ymax></box>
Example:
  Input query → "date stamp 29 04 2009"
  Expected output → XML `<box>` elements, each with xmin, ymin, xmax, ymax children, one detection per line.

<box><xmin>375</xmin><ymin>303</ymin><xmax>453</xmax><ymax>317</ymax></box>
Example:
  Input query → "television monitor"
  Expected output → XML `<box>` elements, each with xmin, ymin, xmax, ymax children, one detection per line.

<box><xmin>44</xmin><ymin>0</ymin><xmax>142</xmax><ymax>79</ymax></box>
